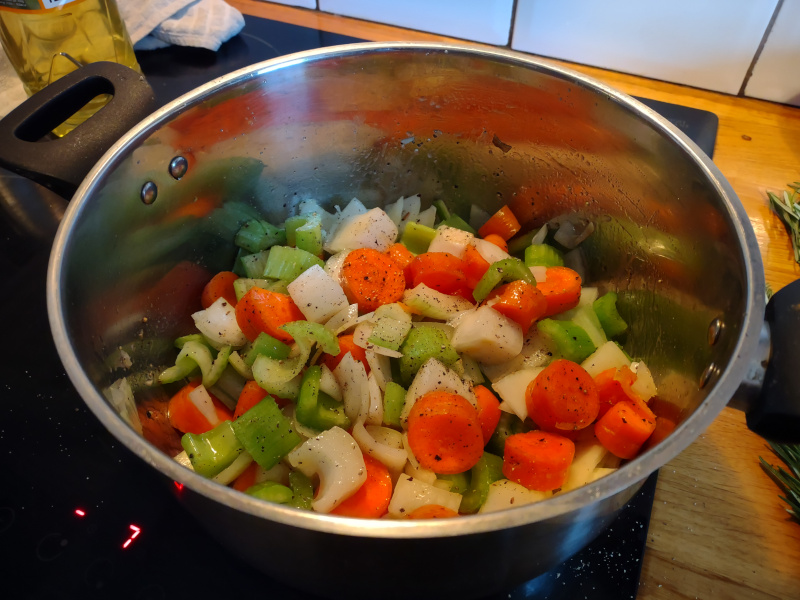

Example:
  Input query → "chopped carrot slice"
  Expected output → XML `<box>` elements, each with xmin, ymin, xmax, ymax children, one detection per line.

<box><xmin>168</xmin><ymin>380</ymin><xmax>232</xmax><ymax>435</ymax></box>
<box><xmin>484</xmin><ymin>280</ymin><xmax>547</xmax><ymax>333</ymax></box>
<box><xmin>482</xmin><ymin>233</ymin><xmax>508</xmax><ymax>253</ymax></box>
<box><xmin>594</xmin><ymin>365</ymin><xmax>639</xmax><ymax>418</ymax></box>
<box><xmin>330</xmin><ymin>454</ymin><xmax>392</xmax><ymax>518</ymax></box>
<box><xmin>526</xmin><ymin>359</ymin><xmax>599</xmax><ymax>432</ymax></box>
<box><xmin>595</xmin><ymin>398</ymin><xmax>657</xmax><ymax>459</ymax></box>
<box><xmin>462</xmin><ymin>244</ymin><xmax>491</xmax><ymax>289</ymax></box>
<box><xmin>503</xmin><ymin>430</ymin><xmax>575</xmax><ymax>491</ymax></box>
<box><xmin>406</xmin><ymin>391</ymin><xmax>484</xmax><ymax>474</ymax></box>
<box><xmin>319</xmin><ymin>334</ymin><xmax>370</xmax><ymax>374</ymax></box>
<box><xmin>234</xmin><ymin>380</ymin><xmax>269</xmax><ymax>419</ymax></box>
<box><xmin>341</xmin><ymin>248</ymin><xmax>406</xmax><ymax>312</ymax></box>
<box><xmin>201</xmin><ymin>271</ymin><xmax>239</xmax><ymax>309</ymax></box>
<box><xmin>407</xmin><ymin>252</ymin><xmax>468</xmax><ymax>296</ymax></box>
<box><xmin>232</xmin><ymin>461</ymin><xmax>261</xmax><ymax>492</ymax></box>
<box><xmin>535</xmin><ymin>266</ymin><xmax>582</xmax><ymax>317</ymax></box>
<box><xmin>473</xmin><ymin>385</ymin><xmax>502</xmax><ymax>446</ymax></box>
<box><xmin>407</xmin><ymin>504</ymin><xmax>459</xmax><ymax>519</ymax></box>
<box><xmin>478</xmin><ymin>205</ymin><xmax>521</xmax><ymax>241</ymax></box>
<box><xmin>235</xmin><ymin>287</ymin><xmax>305</xmax><ymax>343</ymax></box>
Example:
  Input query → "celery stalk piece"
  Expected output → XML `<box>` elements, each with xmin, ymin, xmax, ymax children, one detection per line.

<box><xmin>398</xmin><ymin>325</ymin><xmax>460</xmax><ymax>385</ymax></box>
<box><xmin>400</xmin><ymin>221</ymin><xmax>436</xmax><ymax>254</ymax></box>
<box><xmin>432</xmin><ymin>199</ymin><xmax>451</xmax><ymax>221</ymax></box>
<box><xmin>281</xmin><ymin>321</ymin><xmax>340</xmax><ymax>355</ymax></box>
<box><xmin>296</xmin><ymin>366</ymin><xmax>351</xmax><ymax>432</ymax></box>
<box><xmin>235</xmin><ymin>219</ymin><xmax>286</xmax><ymax>253</ymax></box>
<box><xmin>174</xmin><ymin>333</ymin><xmax>210</xmax><ymax>349</ymax></box>
<box><xmin>289</xmin><ymin>470</ymin><xmax>314</xmax><ymax>510</ymax></box>
<box><xmin>284</xmin><ymin>215</ymin><xmax>307</xmax><ymax>247</ymax></box>
<box><xmin>245</xmin><ymin>481</ymin><xmax>294</xmax><ymax>504</ymax></box>
<box><xmin>402</xmin><ymin>284</ymin><xmax>474</xmax><ymax>320</ymax></box>
<box><xmin>460</xmin><ymin>452</ymin><xmax>505</xmax><ymax>514</ymax></box>
<box><xmin>438</xmin><ymin>471</ymin><xmax>470</xmax><ymax>496</ymax></box>
<box><xmin>181</xmin><ymin>421</ymin><xmax>245</xmax><ymax>478</ymax></box>
<box><xmin>244</xmin><ymin>332</ymin><xmax>291</xmax><ymax>366</ymax></box>
<box><xmin>537</xmin><ymin>318</ymin><xmax>596</xmax><ymax>363</ymax></box>
<box><xmin>441</xmin><ymin>214</ymin><xmax>477</xmax><ymax>234</ymax></box>
<box><xmin>382</xmin><ymin>381</ymin><xmax>406</xmax><ymax>428</ymax></box>
<box><xmin>472</xmin><ymin>257</ymin><xmax>537</xmax><ymax>302</ymax></box>
<box><xmin>231</xmin><ymin>398</ymin><xmax>302</xmax><ymax>470</ymax></box>
<box><xmin>295</xmin><ymin>214</ymin><xmax>323</xmax><ymax>256</ymax></box>
<box><xmin>524</xmin><ymin>243</ymin><xmax>564</xmax><ymax>267</ymax></box>
<box><xmin>485</xmin><ymin>412</ymin><xmax>528</xmax><ymax>456</ymax></box>
<box><xmin>593</xmin><ymin>292</ymin><xmax>628</xmax><ymax>339</ymax></box>
<box><xmin>240</xmin><ymin>250</ymin><xmax>271</xmax><ymax>279</ymax></box>
<box><xmin>159</xmin><ymin>341</ymin><xmax>231</xmax><ymax>387</ymax></box>
<box><xmin>263</xmin><ymin>245</ymin><xmax>324</xmax><ymax>283</ymax></box>
<box><xmin>233</xmin><ymin>278</ymin><xmax>273</xmax><ymax>301</ymax></box>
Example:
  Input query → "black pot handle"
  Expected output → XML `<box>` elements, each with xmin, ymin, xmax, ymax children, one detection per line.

<box><xmin>746</xmin><ymin>278</ymin><xmax>800</xmax><ymax>443</ymax></box>
<box><xmin>0</xmin><ymin>61</ymin><xmax>156</xmax><ymax>199</ymax></box>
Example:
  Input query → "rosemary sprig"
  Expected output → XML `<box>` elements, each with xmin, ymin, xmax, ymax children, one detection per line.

<box><xmin>760</xmin><ymin>443</ymin><xmax>800</xmax><ymax>523</ymax></box>
<box><xmin>767</xmin><ymin>181</ymin><xmax>800</xmax><ymax>265</ymax></box>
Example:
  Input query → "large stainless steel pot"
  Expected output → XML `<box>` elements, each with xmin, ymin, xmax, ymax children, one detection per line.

<box><xmin>2</xmin><ymin>43</ymin><xmax>798</xmax><ymax>599</ymax></box>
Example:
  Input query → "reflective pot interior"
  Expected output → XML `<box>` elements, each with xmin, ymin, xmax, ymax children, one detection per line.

<box><xmin>48</xmin><ymin>44</ymin><xmax>763</xmax><ymax>597</ymax></box>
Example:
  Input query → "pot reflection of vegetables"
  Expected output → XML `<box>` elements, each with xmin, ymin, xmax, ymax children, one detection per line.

<box><xmin>108</xmin><ymin>198</ymin><xmax>664</xmax><ymax>518</ymax></box>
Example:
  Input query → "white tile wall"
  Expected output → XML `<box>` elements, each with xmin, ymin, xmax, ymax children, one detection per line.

<box><xmin>510</xmin><ymin>0</ymin><xmax>779</xmax><ymax>95</ymax></box>
<box><xmin>318</xmin><ymin>0</ymin><xmax>514</xmax><ymax>46</ymax></box>
<box><xmin>744</xmin><ymin>0</ymin><xmax>800</xmax><ymax>107</ymax></box>
<box><xmin>267</xmin><ymin>0</ymin><xmax>317</xmax><ymax>9</ymax></box>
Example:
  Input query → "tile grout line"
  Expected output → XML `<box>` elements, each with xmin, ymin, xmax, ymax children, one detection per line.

<box><xmin>738</xmin><ymin>0</ymin><xmax>784</xmax><ymax>96</ymax></box>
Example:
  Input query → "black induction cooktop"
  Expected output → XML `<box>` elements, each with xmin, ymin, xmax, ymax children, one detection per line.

<box><xmin>0</xmin><ymin>14</ymin><xmax>718</xmax><ymax>600</ymax></box>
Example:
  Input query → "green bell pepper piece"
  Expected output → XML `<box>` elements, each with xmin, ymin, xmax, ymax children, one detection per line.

<box><xmin>182</xmin><ymin>421</ymin><xmax>245</xmax><ymax>478</ymax></box>
<box><xmin>231</xmin><ymin>398</ymin><xmax>302</xmax><ymax>470</ymax></box>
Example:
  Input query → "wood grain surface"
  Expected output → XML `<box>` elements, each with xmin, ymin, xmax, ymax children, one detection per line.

<box><xmin>230</xmin><ymin>3</ymin><xmax>800</xmax><ymax>597</ymax></box>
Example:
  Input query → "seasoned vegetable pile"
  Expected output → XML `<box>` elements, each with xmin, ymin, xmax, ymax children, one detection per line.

<box><xmin>136</xmin><ymin>196</ymin><xmax>665</xmax><ymax>518</ymax></box>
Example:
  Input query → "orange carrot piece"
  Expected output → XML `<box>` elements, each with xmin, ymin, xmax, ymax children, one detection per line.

<box><xmin>235</xmin><ymin>287</ymin><xmax>305</xmax><ymax>343</ymax></box>
<box><xmin>406</xmin><ymin>504</ymin><xmax>459</xmax><ymax>519</ymax></box>
<box><xmin>319</xmin><ymin>334</ymin><xmax>370</xmax><ymax>374</ymax></box>
<box><xmin>232</xmin><ymin>461</ymin><xmax>261</xmax><ymax>492</ymax></box>
<box><xmin>526</xmin><ymin>359</ymin><xmax>599</xmax><ymax>432</ymax></box>
<box><xmin>594</xmin><ymin>365</ymin><xmax>639</xmax><ymax>418</ymax></box>
<box><xmin>407</xmin><ymin>252</ymin><xmax>468</xmax><ymax>296</ymax></box>
<box><xmin>386</xmin><ymin>242</ymin><xmax>416</xmax><ymax>270</ymax></box>
<box><xmin>478</xmin><ymin>205</ymin><xmax>521</xmax><ymax>241</ymax></box>
<box><xmin>482</xmin><ymin>233</ymin><xmax>508</xmax><ymax>253</ymax></box>
<box><xmin>406</xmin><ymin>391</ymin><xmax>484</xmax><ymax>474</ymax></box>
<box><xmin>535</xmin><ymin>266</ymin><xmax>582</xmax><ymax>317</ymax></box>
<box><xmin>473</xmin><ymin>385</ymin><xmax>502</xmax><ymax>446</ymax></box>
<box><xmin>330</xmin><ymin>454</ymin><xmax>392</xmax><ymax>518</ymax></box>
<box><xmin>484</xmin><ymin>280</ymin><xmax>547</xmax><ymax>333</ymax></box>
<box><xmin>462</xmin><ymin>244</ymin><xmax>491</xmax><ymax>289</ymax></box>
<box><xmin>502</xmin><ymin>431</ymin><xmax>575</xmax><ymax>491</ymax></box>
<box><xmin>234</xmin><ymin>380</ymin><xmax>270</xmax><ymax>419</ymax></box>
<box><xmin>168</xmin><ymin>380</ymin><xmax>232</xmax><ymax>435</ymax></box>
<box><xmin>341</xmin><ymin>248</ymin><xmax>406</xmax><ymax>312</ymax></box>
<box><xmin>594</xmin><ymin>398</ymin><xmax>657</xmax><ymax>459</ymax></box>
<box><xmin>201</xmin><ymin>271</ymin><xmax>239</xmax><ymax>309</ymax></box>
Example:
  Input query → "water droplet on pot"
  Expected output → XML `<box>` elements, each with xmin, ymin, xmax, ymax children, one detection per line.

<box><xmin>168</xmin><ymin>156</ymin><xmax>188</xmax><ymax>180</ymax></box>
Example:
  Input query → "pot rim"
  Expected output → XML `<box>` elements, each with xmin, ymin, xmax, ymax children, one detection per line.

<box><xmin>47</xmin><ymin>41</ymin><xmax>765</xmax><ymax>538</ymax></box>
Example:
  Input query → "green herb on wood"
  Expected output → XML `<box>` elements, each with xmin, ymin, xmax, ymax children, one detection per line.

<box><xmin>759</xmin><ymin>442</ymin><xmax>800</xmax><ymax>524</ymax></box>
<box><xmin>767</xmin><ymin>181</ymin><xmax>800</xmax><ymax>264</ymax></box>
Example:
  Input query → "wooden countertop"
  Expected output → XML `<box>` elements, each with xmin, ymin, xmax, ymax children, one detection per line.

<box><xmin>231</xmin><ymin>3</ymin><xmax>800</xmax><ymax>597</ymax></box>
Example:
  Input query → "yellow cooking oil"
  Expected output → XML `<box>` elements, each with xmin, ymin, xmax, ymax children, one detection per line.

<box><xmin>0</xmin><ymin>0</ymin><xmax>140</xmax><ymax>136</ymax></box>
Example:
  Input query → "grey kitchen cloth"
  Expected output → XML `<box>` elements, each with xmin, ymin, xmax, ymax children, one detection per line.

<box><xmin>118</xmin><ymin>0</ymin><xmax>245</xmax><ymax>51</ymax></box>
